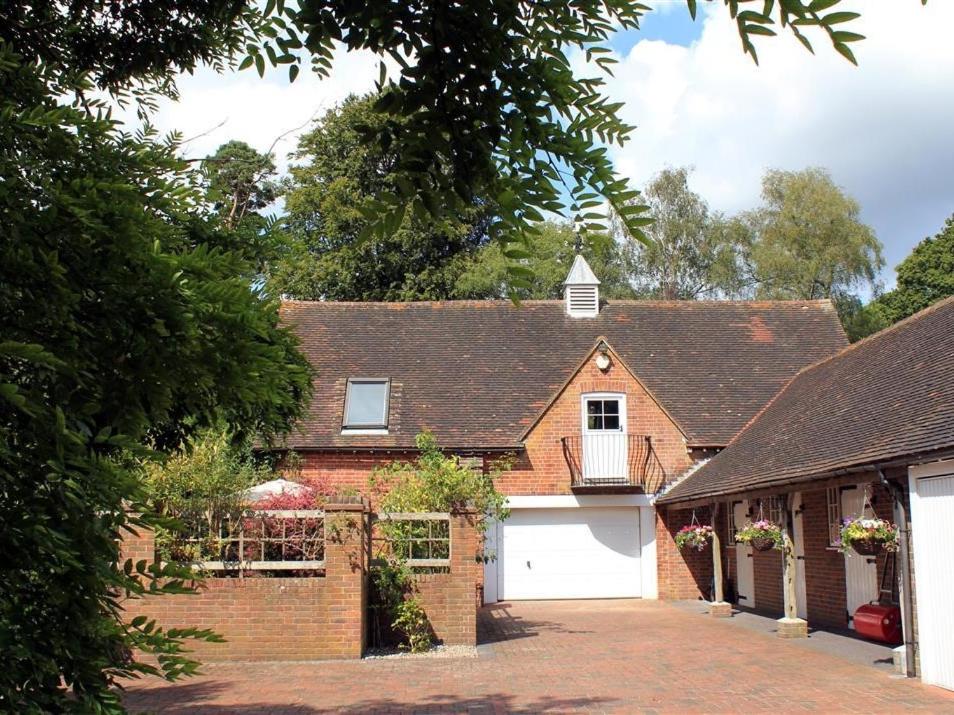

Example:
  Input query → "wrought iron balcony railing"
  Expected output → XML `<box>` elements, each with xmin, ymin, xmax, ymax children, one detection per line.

<box><xmin>561</xmin><ymin>434</ymin><xmax>668</xmax><ymax>493</ymax></box>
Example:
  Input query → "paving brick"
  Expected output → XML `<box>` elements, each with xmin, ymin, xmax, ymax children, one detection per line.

<box><xmin>122</xmin><ymin>600</ymin><xmax>954</xmax><ymax>713</ymax></box>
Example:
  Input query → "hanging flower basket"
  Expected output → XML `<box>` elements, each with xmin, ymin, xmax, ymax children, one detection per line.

<box><xmin>749</xmin><ymin>535</ymin><xmax>777</xmax><ymax>552</ymax></box>
<box><xmin>735</xmin><ymin>520</ymin><xmax>783</xmax><ymax>552</ymax></box>
<box><xmin>839</xmin><ymin>517</ymin><xmax>899</xmax><ymax>555</ymax></box>
<box><xmin>675</xmin><ymin>524</ymin><xmax>713</xmax><ymax>552</ymax></box>
<box><xmin>850</xmin><ymin>538</ymin><xmax>882</xmax><ymax>556</ymax></box>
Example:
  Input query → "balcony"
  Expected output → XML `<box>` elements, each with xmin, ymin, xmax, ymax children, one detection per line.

<box><xmin>561</xmin><ymin>434</ymin><xmax>668</xmax><ymax>494</ymax></box>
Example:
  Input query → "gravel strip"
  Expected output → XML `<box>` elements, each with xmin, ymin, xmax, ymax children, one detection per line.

<box><xmin>363</xmin><ymin>644</ymin><xmax>478</xmax><ymax>660</ymax></box>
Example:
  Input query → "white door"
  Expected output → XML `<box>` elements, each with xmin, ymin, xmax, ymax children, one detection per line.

<box><xmin>733</xmin><ymin>501</ymin><xmax>756</xmax><ymax>608</ymax></box>
<box><xmin>792</xmin><ymin>492</ymin><xmax>808</xmax><ymax>620</ymax></box>
<box><xmin>842</xmin><ymin>485</ymin><xmax>878</xmax><ymax>628</ymax></box>
<box><xmin>909</xmin><ymin>466</ymin><xmax>954</xmax><ymax>691</ymax></box>
<box><xmin>582</xmin><ymin>394</ymin><xmax>628</xmax><ymax>482</ymax></box>
<box><xmin>499</xmin><ymin>507</ymin><xmax>640</xmax><ymax>599</ymax></box>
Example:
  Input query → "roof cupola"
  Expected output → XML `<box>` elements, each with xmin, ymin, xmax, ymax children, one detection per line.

<box><xmin>564</xmin><ymin>254</ymin><xmax>600</xmax><ymax>318</ymax></box>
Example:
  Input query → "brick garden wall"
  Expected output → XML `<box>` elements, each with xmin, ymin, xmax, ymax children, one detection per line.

<box><xmin>120</xmin><ymin>503</ymin><xmax>368</xmax><ymax>662</ymax></box>
<box><xmin>120</xmin><ymin>505</ymin><xmax>480</xmax><ymax>662</ymax></box>
<box><xmin>410</xmin><ymin>511</ymin><xmax>480</xmax><ymax>645</ymax></box>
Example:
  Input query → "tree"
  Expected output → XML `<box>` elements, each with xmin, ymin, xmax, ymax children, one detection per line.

<box><xmin>739</xmin><ymin>168</ymin><xmax>884</xmax><ymax>307</ymax></box>
<box><xmin>454</xmin><ymin>221</ymin><xmax>635</xmax><ymax>300</ymax></box>
<box><xmin>0</xmin><ymin>27</ymin><xmax>311</xmax><ymax>715</ymax></box>
<box><xmin>845</xmin><ymin>214</ymin><xmax>954</xmax><ymax>341</ymax></box>
<box><xmin>619</xmin><ymin>168</ymin><xmax>745</xmax><ymax>299</ymax></box>
<box><xmin>268</xmin><ymin>94</ymin><xmax>493</xmax><ymax>301</ymax></box>
<box><xmin>875</xmin><ymin>214</ymin><xmax>954</xmax><ymax>324</ymax></box>
<box><xmin>244</xmin><ymin>1</ymin><xmax>881</xmax><ymax>284</ymax></box>
<box><xmin>203</xmin><ymin>140</ymin><xmax>279</xmax><ymax>230</ymax></box>
<box><xmin>832</xmin><ymin>294</ymin><xmax>890</xmax><ymax>343</ymax></box>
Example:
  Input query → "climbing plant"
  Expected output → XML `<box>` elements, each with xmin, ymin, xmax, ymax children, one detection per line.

<box><xmin>368</xmin><ymin>432</ymin><xmax>511</xmax><ymax>651</ymax></box>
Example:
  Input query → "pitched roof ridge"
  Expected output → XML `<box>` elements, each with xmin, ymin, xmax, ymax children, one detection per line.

<box><xmin>280</xmin><ymin>298</ymin><xmax>563</xmax><ymax>307</ymax></box>
<box><xmin>281</xmin><ymin>297</ymin><xmax>837</xmax><ymax>309</ymax></box>
<box><xmin>603</xmin><ymin>298</ymin><xmax>835</xmax><ymax>307</ymax></box>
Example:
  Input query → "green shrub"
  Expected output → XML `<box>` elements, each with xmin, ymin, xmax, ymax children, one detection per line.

<box><xmin>393</xmin><ymin>597</ymin><xmax>432</xmax><ymax>653</ymax></box>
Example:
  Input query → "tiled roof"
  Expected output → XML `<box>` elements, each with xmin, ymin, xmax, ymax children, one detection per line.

<box><xmin>659</xmin><ymin>297</ymin><xmax>954</xmax><ymax>504</ymax></box>
<box><xmin>280</xmin><ymin>299</ymin><xmax>847</xmax><ymax>450</ymax></box>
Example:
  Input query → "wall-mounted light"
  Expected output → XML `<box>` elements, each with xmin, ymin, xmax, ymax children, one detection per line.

<box><xmin>595</xmin><ymin>341</ymin><xmax>611</xmax><ymax>371</ymax></box>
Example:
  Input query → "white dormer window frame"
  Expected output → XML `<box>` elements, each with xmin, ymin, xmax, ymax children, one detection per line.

<box><xmin>342</xmin><ymin>377</ymin><xmax>390</xmax><ymax>432</ymax></box>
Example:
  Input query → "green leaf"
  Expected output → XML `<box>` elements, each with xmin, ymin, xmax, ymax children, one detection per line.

<box><xmin>820</xmin><ymin>12</ymin><xmax>861</xmax><ymax>25</ymax></box>
<box><xmin>833</xmin><ymin>42</ymin><xmax>858</xmax><ymax>65</ymax></box>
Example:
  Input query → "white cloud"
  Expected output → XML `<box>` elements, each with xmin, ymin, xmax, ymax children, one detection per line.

<box><xmin>596</xmin><ymin>1</ymin><xmax>954</xmax><ymax>285</ymax></box>
<box><xmin>146</xmin><ymin>46</ymin><xmax>381</xmax><ymax>172</ymax></box>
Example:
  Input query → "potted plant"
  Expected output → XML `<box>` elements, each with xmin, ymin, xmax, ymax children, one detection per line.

<box><xmin>674</xmin><ymin>524</ymin><xmax>713</xmax><ymax>552</ymax></box>
<box><xmin>839</xmin><ymin>517</ymin><xmax>899</xmax><ymax>555</ymax></box>
<box><xmin>735</xmin><ymin>520</ymin><xmax>783</xmax><ymax>552</ymax></box>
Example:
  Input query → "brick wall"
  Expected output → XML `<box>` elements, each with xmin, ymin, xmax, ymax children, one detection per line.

<box><xmin>120</xmin><ymin>502</ymin><xmax>368</xmax><ymax>662</ymax></box>
<box><xmin>120</xmin><ymin>502</ymin><xmax>480</xmax><ymax>661</ymax></box>
<box><xmin>801</xmin><ymin>487</ymin><xmax>848</xmax><ymax>628</ymax></box>
<box><xmin>299</xmin><ymin>452</ymin><xmax>395</xmax><ymax>504</ymax></box>
<box><xmin>657</xmin><ymin>505</ymin><xmax>718</xmax><ymax>600</ymax></box>
<box><xmin>499</xmin><ymin>351</ymin><xmax>693</xmax><ymax>495</ymax></box>
<box><xmin>752</xmin><ymin>549</ymin><xmax>783</xmax><ymax>616</ymax></box>
<box><xmin>410</xmin><ymin>510</ymin><xmax>480</xmax><ymax>645</ymax></box>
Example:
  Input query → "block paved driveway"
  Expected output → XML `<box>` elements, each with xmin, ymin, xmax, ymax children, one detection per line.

<box><xmin>123</xmin><ymin>600</ymin><xmax>954</xmax><ymax>714</ymax></box>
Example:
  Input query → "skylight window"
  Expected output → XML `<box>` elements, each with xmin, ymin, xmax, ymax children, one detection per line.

<box><xmin>342</xmin><ymin>378</ymin><xmax>390</xmax><ymax>429</ymax></box>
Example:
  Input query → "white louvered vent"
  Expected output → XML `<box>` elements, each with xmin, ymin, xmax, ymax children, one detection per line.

<box><xmin>564</xmin><ymin>254</ymin><xmax>601</xmax><ymax>317</ymax></box>
<box><xmin>566</xmin><ymin>286</ymin><xmax>598</xmax><ymax>317</ymax></box>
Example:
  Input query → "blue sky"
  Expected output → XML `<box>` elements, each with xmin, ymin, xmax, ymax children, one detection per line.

<box><xmin>150</xmin><ymin>2</ymin><xmax>954</xmax><ymax>294</ymax></box>
<box><xmin>612</xmin><ymin>4</ymin><xmax>703</xmax><ymax>52</ymax></box>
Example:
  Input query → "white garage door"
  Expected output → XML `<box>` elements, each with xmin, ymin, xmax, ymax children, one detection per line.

<box><xmin>910</xmin><ymin>466</ymin><xmax>954</xmax><ymax>692</ymax></box>
<box><xmin>498</xmin><ymin>507</ymin><xmax>641</xmax><ymax>600</ymax></box>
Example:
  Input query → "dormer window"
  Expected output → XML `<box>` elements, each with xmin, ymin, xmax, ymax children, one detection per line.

<box><xmin>342</xmin><ymin>378</ymin><xmax>390</xmax><ymax>431</ymax></box>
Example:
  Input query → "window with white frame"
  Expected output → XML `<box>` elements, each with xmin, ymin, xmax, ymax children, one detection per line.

<box><xmin>727</xmin><ymin>501</ymin><xmax>737</xmax><ymax>541</ymax></box>
<box><xmin>342</xmin><ymin>378</ymin><xmax>390</xmax><ymax>430</ymax></box>
<box><xmin>826</xmin><ymin>487</ymin><xmax>842</xmax><ymax>547</ymax></box>
<box><xmin>763</xmin><ymin>496</ymin><xmax>783</xmax><ymax>524</ymax></box>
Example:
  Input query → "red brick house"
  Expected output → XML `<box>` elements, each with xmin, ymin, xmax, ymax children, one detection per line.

<box><xmin>278</xmin><ymin>256</ymin><xmax>847</xmax><ymax>602</ymax></box>
<box><xmin>658</xmin><ymin>296</ymin><xmax>954</xmax><ymax>690</ymax></box>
